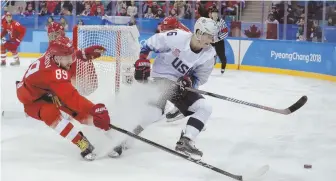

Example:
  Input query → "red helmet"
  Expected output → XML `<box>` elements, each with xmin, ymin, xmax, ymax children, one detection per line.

<box><xmin>161</xmin><ymin>17</ymin><xmax>179</xmax><ymax>31</ymax></box>
<box><xmin>47</xmin><ymin>22</ymin><xmax>65</xmax><ymax>38</ymax></box>
<box><xmin>48</xmin><ymin>36</ymin><xmax>74</xmax><ymax>56</ymax></box>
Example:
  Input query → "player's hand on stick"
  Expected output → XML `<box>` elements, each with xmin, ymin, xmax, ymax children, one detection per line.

<box><xmin>177</xmin><ymin>75</ymin><xmax>192</xmax><ymax>96</ymax></box>
<box><xmin>77</xmin><ymin>45</ymin><xmax>106</xmax><ymax>61</ymax></box>
<box><xmin>134</xmin><ymin>57</ymin><xmax>151</xmax><ymax>82</ymax></box>
<box><xmin>90</xmin><ymin>103</ymin><xmax>110</xmax><ymax>131</ymax></box>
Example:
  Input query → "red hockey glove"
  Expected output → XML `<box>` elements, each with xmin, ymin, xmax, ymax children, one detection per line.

<box><xmin>134</xmin><ymin>58</ymin><xmax>151</xmax><ymax>82</ymax></box>
<box><xmin>90</xmin><ymin>103</ymin><xmax>110</xmax><ymax>131</ymax></box>
<box><xmin>76</xmin><ymin>45</ymin><xmax>106</xmax><ymax>61</ymax></box>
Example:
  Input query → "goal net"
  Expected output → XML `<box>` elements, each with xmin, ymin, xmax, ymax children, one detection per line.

<box><xmin>73</xmin><ymin>25</ymin><xmax>140</xmax><ymax>103</ymax></box>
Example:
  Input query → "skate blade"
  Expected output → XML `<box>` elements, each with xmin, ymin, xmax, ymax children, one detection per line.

<box><xmin>242</xmin><ymin>165</ymin><xmax>269</xmax><ymax>181</ymax></box>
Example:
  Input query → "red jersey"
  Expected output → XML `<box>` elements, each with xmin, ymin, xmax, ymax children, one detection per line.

<box><xmin>17</xmin><ymin>54</ymin><xmax>94</xmax><ymax>115</ymax></box>
<box><xmin>1</xmin><ymin>20</ymin><xmax>26</xmax><ymax>42</ymax></box>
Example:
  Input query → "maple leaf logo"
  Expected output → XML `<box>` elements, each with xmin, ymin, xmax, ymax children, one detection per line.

<box><xmin>244</xmin><ymin>24</ymin><xmax>261</xmax><ymax>38</ymax></box>
<box><xmin>221</xmin><ymin>27</ymin><xmax>228</xmax><ymax>33</ymax></box>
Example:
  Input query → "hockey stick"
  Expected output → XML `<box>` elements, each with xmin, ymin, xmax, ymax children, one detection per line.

<box><xmin>109</xmin><ymin>124</ymin><xmax>262</xmax><ymax>181</ymax></box>
<box><xmin>1</xmin><ymin>110</ymin><xmax>28</xmax><ymax>119</ymax></box>
<box><xmin>185</xmin><ymin>87</ymin><xmax>308</xmax><ymax>115</ymax></box>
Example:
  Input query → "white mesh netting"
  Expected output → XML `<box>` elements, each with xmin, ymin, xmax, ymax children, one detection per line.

<box><xmin>74</xmin><ymin>25</ymin><xmax>140</xmax><ymax>103</ymax></box>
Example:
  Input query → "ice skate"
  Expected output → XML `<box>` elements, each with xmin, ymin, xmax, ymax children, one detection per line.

<box><xmin>166</xmin><ymin>107</ymin><xmax>185</xmax><ymax>122</ymax></box>
<box><xmin>76</xmin><ymin>132</ymin><xmax>96</xmax><ymax>161</ymax></box>
<box><xmin>108</xmin><ymin>141</ymin><xmax>127</xmax><ymax>158</ymax></box>
<box><xmin>108</xmin><ymin>125</ymin><xmax>144</xmax><ymax>158</ymax></box>
<box><xmin>175</xmin><ymin>136</ymin><xmax>203</xmax><ymax>158</ymax></box>
<box><xmin>1</xmin><ymin>61</ymin><xmax>6</xmax><ymax>66</ymax></box>
<box><xmin>10</xmin><ymin>60</ymin><xmax>20</xmax><ymax>66</ymax></box>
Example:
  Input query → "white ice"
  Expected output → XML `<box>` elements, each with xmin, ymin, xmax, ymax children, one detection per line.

<box><xmin>1</xmin><ymin>58</ymin><xmax>336</xmax><ymax>181</ymax></box>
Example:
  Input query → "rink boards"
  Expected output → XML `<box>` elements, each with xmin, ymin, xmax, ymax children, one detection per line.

<box><xmin>6</xmin><ymin>30</ymin><xmax>336</xmax><ymax>82</ymax></box>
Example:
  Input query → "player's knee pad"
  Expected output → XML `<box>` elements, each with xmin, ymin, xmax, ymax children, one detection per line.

<box><xmin>188</xmin><ymin>98</ymin><xmax>212</xmax><ymax>125</ymax></box>
<box><xmin>40</xmin><ymin>104</ymin><xmax>61</xmax><ymax>126</ymax></box>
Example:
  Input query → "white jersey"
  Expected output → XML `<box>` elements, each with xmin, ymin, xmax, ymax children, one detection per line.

<box><xmin>141</xmin><ymin>30</ymin><xmax>216</xmax><ymax>87</ymax></box>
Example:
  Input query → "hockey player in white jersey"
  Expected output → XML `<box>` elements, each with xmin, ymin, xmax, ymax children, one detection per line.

<box><xmin>110</xmin><ymin>17</ymin><xmax>217</xmax><ymax>158</ymax></box>
<box><xmin>165</xmin><ymin>13</ymin><xmax>229</xmax><ymax>123</ymax></box>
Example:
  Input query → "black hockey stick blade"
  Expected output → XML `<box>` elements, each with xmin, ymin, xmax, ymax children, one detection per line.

<box><xmin>185</xmin><ymin>87</ymin><xmax>308</xmax><ymax>115</ymax></box>
<box><xmin>285</xmin><ymin>95</ymin><xmax>308</xmax><ymax>114</ymax></box>
<box><xmin>108</xmin><ymin>124</ymin><xmax>244</xmax><ymax>181</ymax></box>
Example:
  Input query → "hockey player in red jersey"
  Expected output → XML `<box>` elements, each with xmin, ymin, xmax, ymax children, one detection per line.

<box><xmin>46</xmin><ymin>22</ymin><xmax>98</xmax><ymax>95</ymax></box>
<box><xmin>1</xmin><ymin>12</ymin><xmax>26</xmax><ymax>66</ymax></box>
<box><xmin>16</xmin><ymin>36</ymin><xmax>108</xmax><ymax>161</ymax></box>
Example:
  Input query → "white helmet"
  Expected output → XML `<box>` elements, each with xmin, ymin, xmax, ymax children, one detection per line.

<box><xmin>194</xmin><ymin>17</ymin><xmax>217</xmax><ymax>36</ymax></box>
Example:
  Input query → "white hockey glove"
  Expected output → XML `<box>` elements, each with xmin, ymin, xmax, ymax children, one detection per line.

<box><xmin>1</xmin><ymin>37</ymin><xmax>7</xmax><ymax>45</ymax></box>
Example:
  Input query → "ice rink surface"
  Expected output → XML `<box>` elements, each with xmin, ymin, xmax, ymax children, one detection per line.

<box><xmin>1</xmin><ymin>58</ymin><xmax>336</xmax><ymax>181</ymax></box>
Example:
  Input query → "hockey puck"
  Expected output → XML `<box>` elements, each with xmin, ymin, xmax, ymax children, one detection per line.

<box><xmin>304</xmin><ymin>164</ymin><xmax>312</xmax><ymax>169</ymax></box>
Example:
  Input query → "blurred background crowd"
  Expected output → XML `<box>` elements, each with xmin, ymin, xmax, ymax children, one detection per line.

<box><xmin>2</xmin><ymin>1</ymin><xmax>244</xmax><ymax>19</ymax></box>
<box><xmin>2</xmin><ymin>0</ymin><xmax>336</xmax><ymax>42</ymax></box>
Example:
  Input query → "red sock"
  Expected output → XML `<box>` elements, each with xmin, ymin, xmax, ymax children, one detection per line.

<box><xmin>12</xmin><ymin>52</ymin><xmax>19</xmax><ymax>62</ymax></box>
<box><xmin>53</xmin><ymin>119</ymin><xmax>82</xmax><ymax>144</ymax></box>
<box><xmin>1</xmin><ymin>53</ymin><xmax>6</xmax><ymax>62</ymax></box>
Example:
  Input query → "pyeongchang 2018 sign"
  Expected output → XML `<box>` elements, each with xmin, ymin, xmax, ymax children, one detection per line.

<box><xmin>270</xmin><ymin>51</ymin><xmax>322</xmax><ymax>63</ymax></box>
<box><xmin>240</xmin><ymin>39</ymin><xmax>336</xmax><ymax>76</ymax></box>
